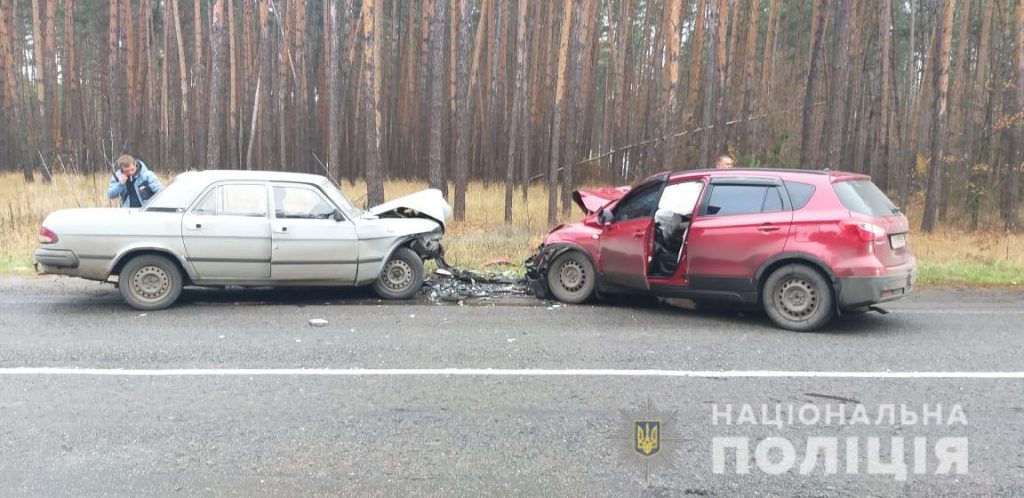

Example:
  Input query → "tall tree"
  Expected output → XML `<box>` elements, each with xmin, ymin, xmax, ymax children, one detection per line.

<box><xmin>328</xmin><ymin>0</ymin><xmax>342</xmax><ymax>179</ymax></box>
<box><xmin>505</xmin><ymin>0</ymin><xmax>530</xmax><ymax>222</ymax></box>
<box><xmin>876</xmin><ymin>0</ymin><xmax>894</xmax><ymax>191</ymax></box>
<box><xmin>206</xmin><ymin>0</ymin><xmax>227</xmax><ymax>169</ymax></box>
<box><xmin>548</xmin><ymin>0</ymin><xmax>572</xmax><ymax>225</ymax></box>
<box><xmin>361</xmin><ymin>0</ymin><xmax>385</xmax><ymax>206</ymax></box>
<box><xmin>739</xmin><ymin>0</ymin><xmax>762</xmax><ymax>158</ymax></box>
<box><xmin>799</xmin><ymin>0</ymin><xmax>828</xmax><ymax>166</ymax></box>
<box><xmin>921</xmin><ymin>0</ymin><xmax>955</xmax><ymax>233</ymax></box>
<box><xmin>1006</xmin><ymin>0</ymin><xmax>1023</xmax><ymax>230</ymax></box>
<box><xmin>824</xmin><ymin>0</ymin><xmax>853</xmax><ymax>168</ymax></box>
<box><xmin>452</xmin><ymin>0</ymin><xmax>474</xmax><ymax>220</ymax></box>
<box><xmin>426</xmin><ymin>0</ymin><xmax>446</xmax><ymax>194</ymax></box>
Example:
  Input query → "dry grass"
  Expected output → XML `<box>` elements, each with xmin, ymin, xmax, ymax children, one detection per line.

<box><xmin>1</xmin><ymin>172</ymin><xmax>1021</xmax><ymax>287</ymax></box>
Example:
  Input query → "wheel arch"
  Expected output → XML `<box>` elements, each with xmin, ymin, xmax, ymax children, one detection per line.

<box><xmin>110</xmin><ymin>248</ymin><xmax>193</xmax><ymax>285</ymax></box>
<box><xmin>755</xmin><ymin>253</ymin><xmax>836</xmax><ymax>305</ymax></box>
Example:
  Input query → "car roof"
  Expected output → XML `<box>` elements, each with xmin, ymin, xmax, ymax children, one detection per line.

<box><xmin>667</xmin><ymin>167</ymin><xmax>869</xmax><ymax>183</ymax></box>
<box><xmin>179</xmin><ymin>169</ymin><xmax>331</xmax><ymax>184</ymax></box>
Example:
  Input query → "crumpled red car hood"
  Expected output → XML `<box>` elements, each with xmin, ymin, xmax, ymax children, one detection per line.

<box><xmin>571</xmin><ymin>186</ymin><xmax>631</xmax><ymax>214</ymax></box>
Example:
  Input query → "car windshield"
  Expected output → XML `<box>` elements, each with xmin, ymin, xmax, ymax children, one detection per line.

<box><xmin>832</xmin><ymin>179</ymin><xmax>898</xmax><ymax>217</ymax></box>
<box><xmin>320</xmin><ymin>179</ymin><xmax>362</xmax><ymax>218</ymax></box>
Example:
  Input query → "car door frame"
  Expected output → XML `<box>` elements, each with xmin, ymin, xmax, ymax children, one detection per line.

<box><xmin>675</xmin><ymin>176</ymin><xmax>794</xmax><ymax>302</ymax></box>
<box><xmin>180</xmin><ymin>181</ymin><xmax>273</xmax><ymax>281</ymax></box>
<box><xmin>597</xmin><ymin>173</ymin><xmax>669</xmax><ymax>290</ymax></box>
<box><xmin>268</xmin><ymin>182</ymin><xmax>360</xmax><ymax>283</ymax></box>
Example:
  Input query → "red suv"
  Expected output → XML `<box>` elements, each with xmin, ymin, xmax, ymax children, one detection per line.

<box><xmin>525</xmin><ymin>169</ymin><xmax>916</xmax><ymax>331</ymax></box>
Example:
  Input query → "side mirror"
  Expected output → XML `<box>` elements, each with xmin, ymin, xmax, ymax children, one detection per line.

<box><xmin>597</xmin><ymin>208</ymin><xmax>613</xmax><ymax>225</ymax></box>
<box><xmin>680</xmin><ymin>213</ymin><xmax>692</xmax><ymax>223</ymax></box>
<box><xmin>333</xmin><ymin>209</ymin><xmax>345</xmax><ymax>222</ymax></box>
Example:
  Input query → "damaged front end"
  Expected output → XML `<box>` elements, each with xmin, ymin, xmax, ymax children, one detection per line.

<box><xmin>524</xmin><ymin>244</ymin><xmax>574</xmax><ymax>300</ymax></box>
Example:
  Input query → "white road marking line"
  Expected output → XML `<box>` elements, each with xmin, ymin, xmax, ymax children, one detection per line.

<box><xmin>0</xmin><ymin>368</ymin><xmax>1022</xmax><ymax>378</ymax></box>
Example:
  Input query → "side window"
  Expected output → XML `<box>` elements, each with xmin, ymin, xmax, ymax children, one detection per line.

<box><xmin>614</xmin><ymin>187</ymin><xmax>662</xmax><ymax>222</ymax></box>
<box><xmin>191</xmin><ymin>184</ymin><xmax>268</xmax><ymax>217</ymax></box>
<box><xmin>273</xmin><ymin>186</ymin><xmax>337</xmax><ymax>219</ymax></box>
<box><xmin>658</xmin><ymin>181</ymin><xmax>704</xmax><ymax>216</ymax></box>
<box><xmin>784</xmin><ymin>181</ymin><xmax>816</xmax><ymax>210</ymax></box>
<box><xmin>762</xmin><ymin>187</ymin><xmax>784</xmax><ymax>212</ymax></box>
<box><xmin>704</xmin><ymin>185</ymin><xmax>768</xmax><ymax>216</ymax></box>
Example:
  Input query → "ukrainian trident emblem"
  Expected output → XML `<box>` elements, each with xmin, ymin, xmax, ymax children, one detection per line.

<box><xmin>634</xmin><ymin>420</ymin><xmax>661</xmax><ymax>457</ymax></box>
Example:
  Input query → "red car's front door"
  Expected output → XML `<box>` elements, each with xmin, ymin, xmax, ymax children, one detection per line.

<box><xmin>598</xmin><ymin>178</ymin><xmax>666</xmax><ymax>290</ymax></box>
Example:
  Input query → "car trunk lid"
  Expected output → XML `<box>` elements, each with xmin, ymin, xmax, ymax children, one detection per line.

<box><xmin>832</xmin><ymin>177</ymin><xmax>911</xmax><ymax>268</ymax></box>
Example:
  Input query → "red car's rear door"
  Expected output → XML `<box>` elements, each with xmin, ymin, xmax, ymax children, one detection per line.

<box><xmin>684</xmin><ymin>178</ymin><xmax>793</xmax><ymax>294</ymax></box>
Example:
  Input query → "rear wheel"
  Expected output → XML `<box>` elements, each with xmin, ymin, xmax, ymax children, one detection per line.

<box><xmin>762</xmin><ymin>264</ymin><xmax>835</xmax><ymax>332</ymax></box>
<box><xmin>546</xmin><ymin>251</ymin><xmax>596</xmax><ymax>304</ymax></box>
<box><xmin>373</xmin><ymin>247</ymin><xmax>424</xmax><ymax>300</ymax></box>
<box><xmin>119</xmin><ymin>254</ymin><xmax>184</xmax><ymax>310</ymax></box>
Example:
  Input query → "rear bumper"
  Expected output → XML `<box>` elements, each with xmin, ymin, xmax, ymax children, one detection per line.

<box><xmin>836</xmin><ymin>265</ymin><xmax>916</xmax><ymax>309</ymax></box>
<box><xmin>33</xmin><ymin>247</ymin><xmax>79</xmax><ymax>269</ymax></box>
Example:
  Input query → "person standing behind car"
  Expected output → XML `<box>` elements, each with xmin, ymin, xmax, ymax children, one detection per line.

<box><xmin>107</xmin><ymin>154</ymin><xmax>163</xmax><ymax>208</ymax></box>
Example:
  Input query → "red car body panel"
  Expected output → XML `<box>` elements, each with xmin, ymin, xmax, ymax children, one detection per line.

<box><xmin>527</xmin><ymin>168</ymin><xmax>917</xmax><ymax>314</ymax></box>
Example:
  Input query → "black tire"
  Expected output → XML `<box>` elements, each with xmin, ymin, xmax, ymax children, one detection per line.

<box><xmin>373</xmin><ymin>247</ymin><xmax>424</xmax><ymax>300</ymax></box>
<box><xmin>119</xmin><ymin>254</ymin><xmax>184</xmax><ymax>310</ymax></box>
<box><xmin>546</xmin><ymin>251</ymin><xmax>596</xmax><ymax>304</ymax></box>
<box><xmin>762</xmin><ymin>264</ymin><xmax>835</xmax><ymax>332</ymax></box>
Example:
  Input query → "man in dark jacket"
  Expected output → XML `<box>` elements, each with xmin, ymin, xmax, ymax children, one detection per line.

<box><xmin>107</xmin><ymin>154</ymin><xmax>163</xmax><ymax>208</ymax></box>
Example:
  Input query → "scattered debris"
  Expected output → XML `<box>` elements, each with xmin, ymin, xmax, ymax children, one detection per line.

<box><xmin>137</xmin><ymin>313</ymin><xmax>148</xmax><ymax>318</ymax></box>
<box><xmin>308</xmin><ymin>318</ymin><xmax>329</xmax><ymax>327</ymax></box>
<box><xmin>483</xmin><ymin>258</ymin><xmax>513</xmax><ymax>268</ymax></box>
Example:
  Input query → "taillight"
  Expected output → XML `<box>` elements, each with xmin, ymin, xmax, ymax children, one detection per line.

<box><xmin>844</xmin><ymin>221</ymin><xmax>886</xmax><ymax>242</ymax></box>
<box><xmin>38</xmin><ymin>226</ymin><xmax>58</xmax><ymax>244</ymax></box>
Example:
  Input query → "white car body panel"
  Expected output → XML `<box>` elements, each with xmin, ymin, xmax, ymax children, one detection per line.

<box><xmin>33</xmin><ymin>170</ymin><xmax>451</xmax><ymax>290</ymax></box>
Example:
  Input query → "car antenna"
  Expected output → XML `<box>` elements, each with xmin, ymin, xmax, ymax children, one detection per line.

<box><xmin>311</xmin><ymin>152</ymin><xmax>342</xmax><ymax>189</ymax></box>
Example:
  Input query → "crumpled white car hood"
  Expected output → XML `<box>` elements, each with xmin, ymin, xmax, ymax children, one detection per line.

<box><xmin>366</xmin><ymin>189</ymin><xmax>453</xmax><ymax>228</ymax></box>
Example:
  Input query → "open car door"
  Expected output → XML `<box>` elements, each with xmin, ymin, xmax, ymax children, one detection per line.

<box><xmin>597</xmin><ymin>173</ymin><xmax>669</xmax><ymax>290</ymax></box>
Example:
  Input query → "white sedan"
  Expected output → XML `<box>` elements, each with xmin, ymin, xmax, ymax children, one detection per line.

<box><xmin>33</xmin><ymin>170</ymin><xmax>452</xmax><ymax>310</ymax></box>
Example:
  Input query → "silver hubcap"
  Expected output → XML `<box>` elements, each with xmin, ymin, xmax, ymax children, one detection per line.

<box><xmin>381</xmin><ymin>259</ymin><xmax>414</xmax><ymax>291</ymax></box>
<box><xmin>775</xmin><ymin>277</ymin><xmax>818</xmax><ymax>321</ymax></box>
<box><xmin>131</xmin><ymin>265</ymin><xmax>170</xmax><ymax>302</ymax></box>
<box><xmin>557</xmin><ymin>260</ymin><xmax>586</xmax><ymax>293</ymax></box>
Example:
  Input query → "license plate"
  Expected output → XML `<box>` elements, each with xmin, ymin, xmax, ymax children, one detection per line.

<box><xmin>889</xmin><ymin>233</ymin><xmax>906</xmax><ymax>249</ymax></box>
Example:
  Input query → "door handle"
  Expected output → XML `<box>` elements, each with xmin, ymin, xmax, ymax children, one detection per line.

<box><xmin>632</xmin><ymin>231</ymin><xmax>644</xmax><ymax>239</ymax></box>
<box><xmin>274</xmin><ymin>226</ymin><xmax>289</xmax><ymax>233</ymax></box>
<box><xmin>186</xmin><ymin>223</ymin><xmax>202</xmax><ymax>230</ymax></box>
<box><xmin>757</xmin><ymin>224</ymin><xmax>781</xmax><ymax>232</ymax></box>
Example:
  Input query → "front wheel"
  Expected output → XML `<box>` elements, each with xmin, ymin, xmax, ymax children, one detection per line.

<box><xmin>762</xmin><ymin>264</ymin><xmax>835</xmax><ymax>332</ymax></box>
<box><xmin>546</xmin><ymin>251</ymin><xmax>596</xmax><ymax>304</ymax></box>
<box><xmin>119</xmin><ymin>254</ymin><xmax>184</xmax><ymax>310</ymax></box>
<box><xmin>373</xmin><ymin>247</ymin><xmax>424</xmax><ymax>300</ymax></box>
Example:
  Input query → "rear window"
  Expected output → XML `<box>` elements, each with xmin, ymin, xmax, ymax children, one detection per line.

<box><xmin>832</xmin><ymin>180</ymin><xmax>898</xmax><ymax>217</ymax></box>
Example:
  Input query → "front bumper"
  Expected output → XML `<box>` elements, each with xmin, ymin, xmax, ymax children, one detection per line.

<box><xmin>837</xmin><ymin>265</ymin><xmax>916</xmax><ymax>309</ymax></box>
<box><xmin>524</xmin><ymin>244</ymin><xmax>571</xmax><ymax>299</ymax></box>
<box><xmin>33</xmin><ymin>247</ymin><xmax>79</xmax><ymax>270</ymax></box>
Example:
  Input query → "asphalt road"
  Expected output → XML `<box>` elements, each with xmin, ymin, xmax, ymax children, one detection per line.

<box><xmin>0</xmin><ymin>277</ymin><xmax>1022</xmax><ymax>497</ymax></box>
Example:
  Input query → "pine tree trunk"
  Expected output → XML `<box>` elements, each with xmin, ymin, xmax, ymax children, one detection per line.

<box><xmin>547</xmin><ymin>0</ymin><xmax>572</xmax><ymax>226</ymax></box>
<box><xmin>505</xmin><ymin>0</ymin><xmax>529</xmax><ymax>223</ymax></box>
<box><xmin>921</xmin><ymin>0</ymin><xmax>955</xmax><ymax>233</ymax></box>
<box><xmin>824</xmin><ymin>0</ymin><xmax>852</xmax><ymax>168</ymax></box>
<box><xmin>227</xmin><ymin>0</ymin><xmax>238</xmax><ymax>168</ymax></box>
<box><xmin>426</xmin><ymin>0</ymin><xmax>446</xmax><ymax>194</ymax></box>
<box><xmin>738</xmin><ymin>0</ymin><xmax>761</xmax><ymax>158</ymax></box>
<box><xmin>1004</xmin><ymin>0</ymin><xmax>1023</xmax><ymax>231</ymax></box>
<box><xmin>171</xmin><ymin>0</ymin><xmax>191</xmax><ymax>167</ymax></box>
<box><xmin>206</xmin><ymin>0</ymin><xmax>227</xmax><ymax>169</ymax></box>
<box><xmin>877</xmin><ymin>0</ymin><xmax>894</xmax><ymax>192</ymax></box>
<box><xmin>361</xmin><ymin>0</ymin><xmax>385</xmax><ymax>206</ymax></box>
<box><xmin>799</xmin><ymin>0</ymin><xmax>828</xmax><ymax>167</ymax></box>
<box><xmin>328</xmin><ymin>0</ymin><xmax>342</xmax><ymax>180</ymax></box>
